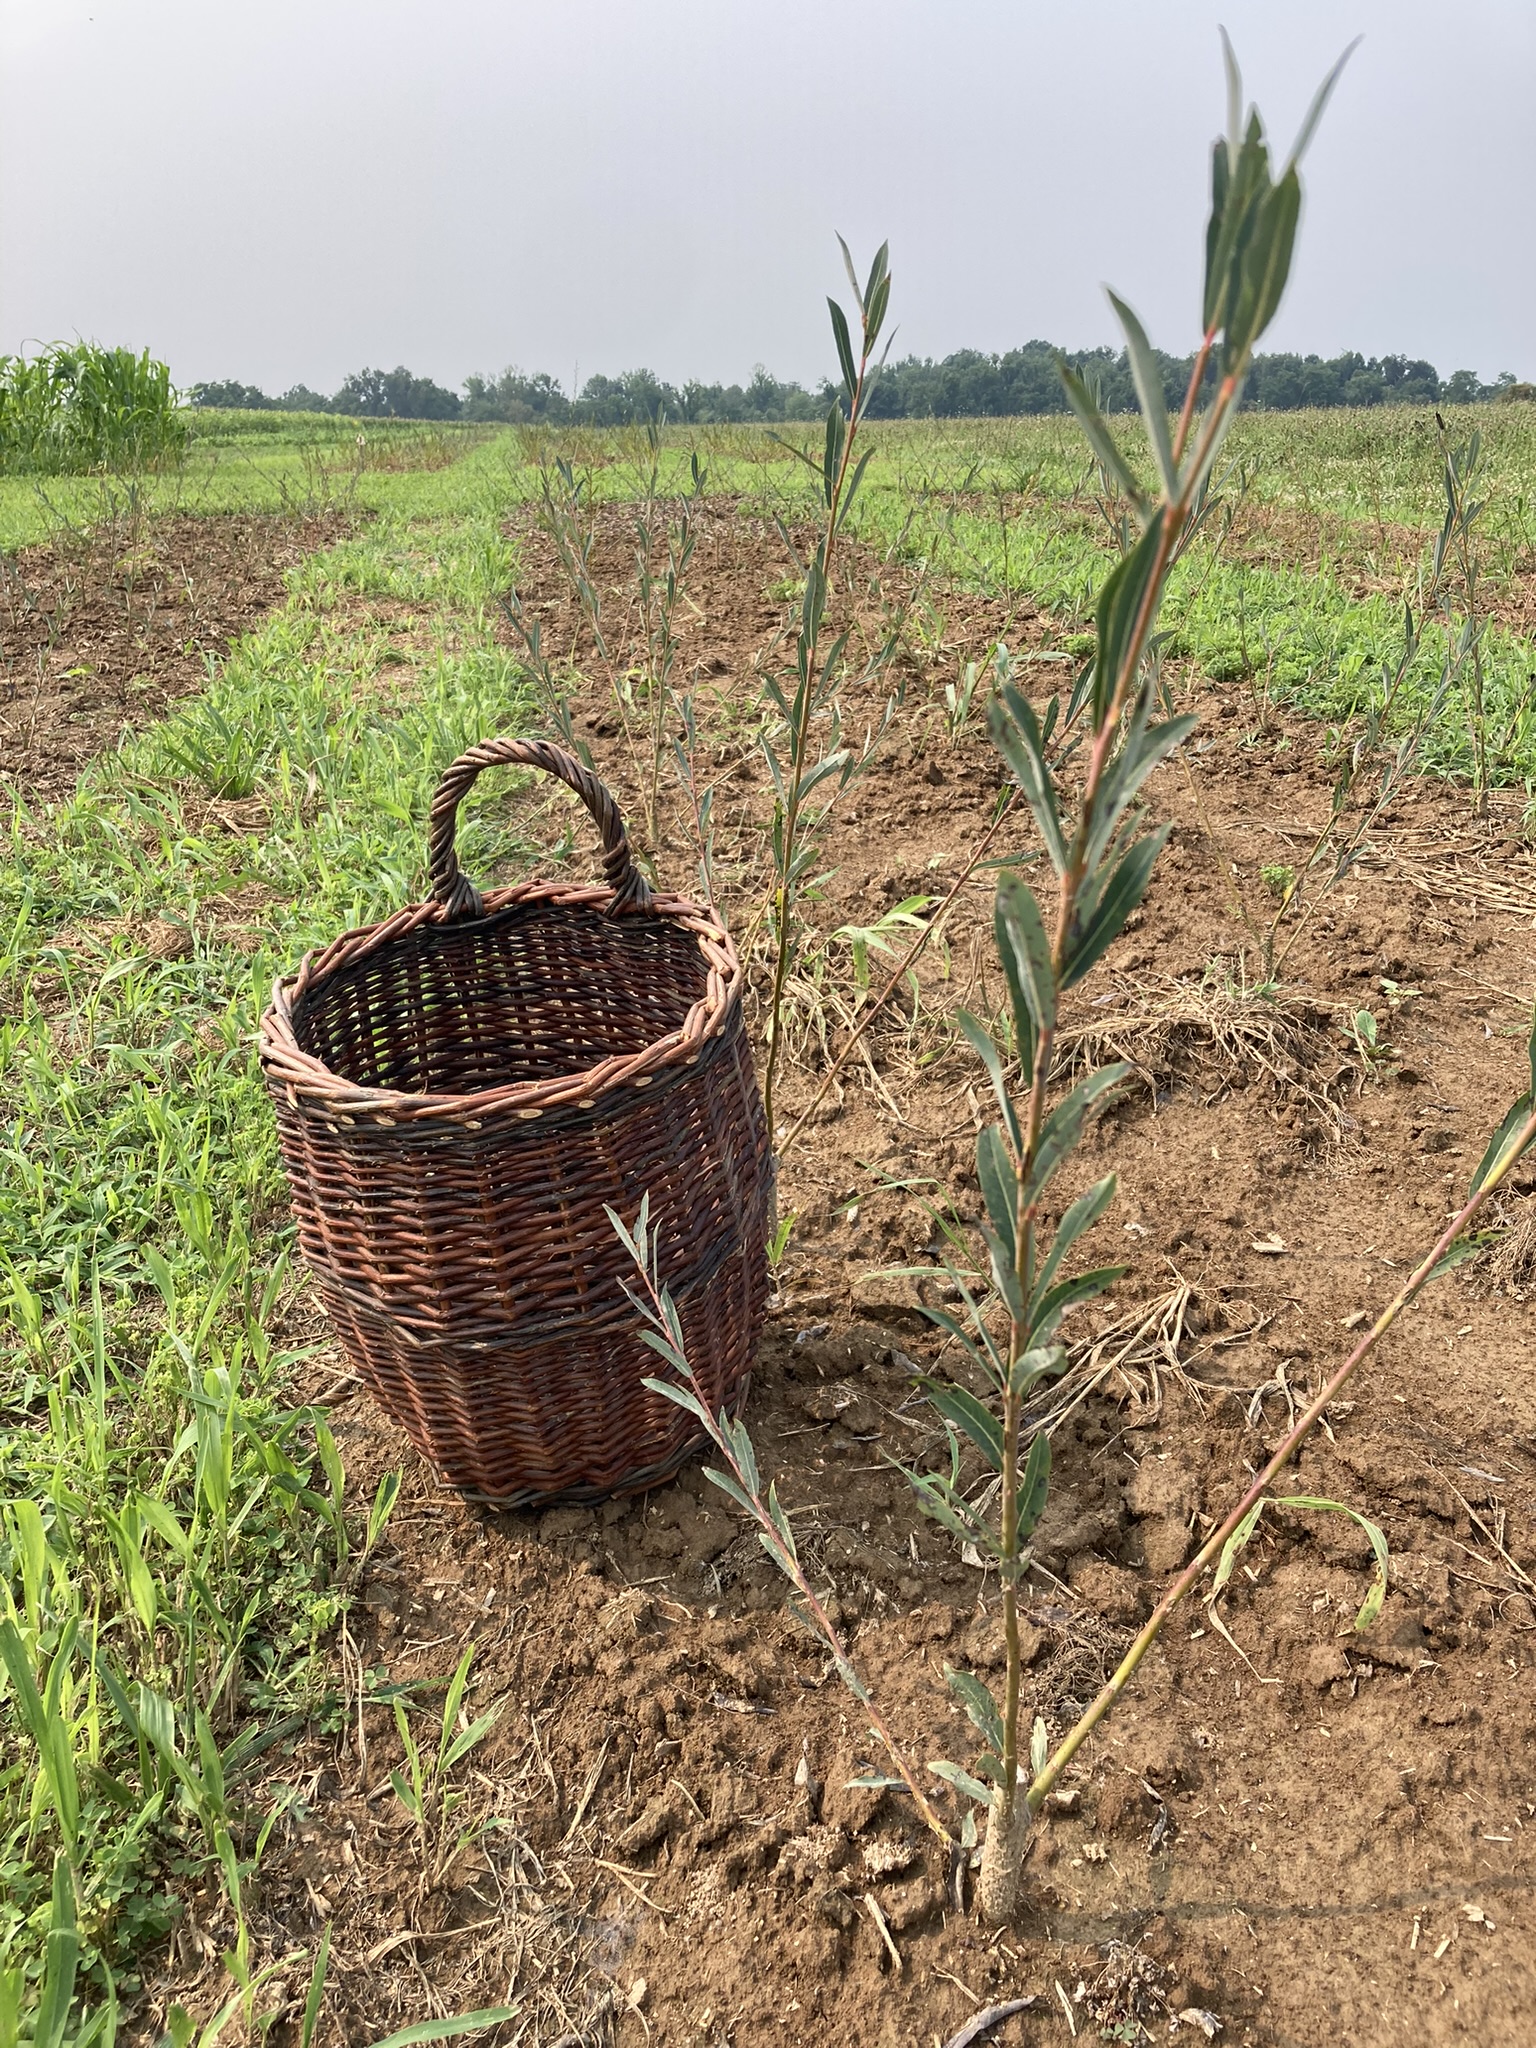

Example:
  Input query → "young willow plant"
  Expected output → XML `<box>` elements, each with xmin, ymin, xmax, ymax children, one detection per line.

<box><xmin>759</xmin><ymin>238</ymin><xmax>900</xmax><ymax>1137</ymax></box>
<box><xmin>608</xmin><ymin>1197</ymin><xmax>950</xmax><ymax>1845</ymax></box>
<box><xmin>903</xmin><ymin>33</ymin><xmax>1354</xmax><ymax>1921</ymax></box>
<box><xmin>1434</xmin><ymin>419</ymin><xmax>1491</xmax><ymax>810</ymax></box>
<box><xmin>620</xmin><ymin>40</ymin><xmax>1372</xmax><ymax>1931</ymax></box>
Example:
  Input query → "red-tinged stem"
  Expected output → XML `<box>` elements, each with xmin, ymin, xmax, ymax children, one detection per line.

<box><xmin>987</xmin><ymin>342</ymin><xmax>1237</xmax><ymax>1861</ymax></box>
<box><xmin>1025</xmin><ymin>1105</ymin><xmax>1536</xmax><ymax>1811</ymax></box>
<box><xmin>1172</xmin><ymin>324</ymin><xmax>1220</xmax><ymax>467</ymax></box>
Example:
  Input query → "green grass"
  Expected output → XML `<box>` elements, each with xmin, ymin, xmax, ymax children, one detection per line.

<box><xmin>0</xmin><ymin>446</ymin><xmax>543</xmax><ymax>2022</ymax></box>
<box><xmin>0</xmin><ymin>417</ymin><xmax>505</xmax><ymax>551</ymax></box>
<box><xmin>840</xmin><ymin>407</ymin><xmax>1536</xmax><ymax>787</ymax></box>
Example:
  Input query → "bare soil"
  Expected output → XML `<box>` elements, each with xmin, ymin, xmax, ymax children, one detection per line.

<box><xmin>136</xmin><ymin>502</ymin><xmax>1536</xmax><ymax>2047</ymax></box>
<box><xmin>0</xmin><ymin>510</ymin><xmax>344</xmax><ymax>806</ymax></box>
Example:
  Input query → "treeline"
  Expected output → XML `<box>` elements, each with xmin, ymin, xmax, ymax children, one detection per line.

<box><xmin>191</xmin><ymin>348</ymin><xmax>1531</xmax><ymax>424</ymax></box>
<box><xmin>191</xmin><ymin>365</ymin><xmax>464</xmax><ymax>420</ymax></box>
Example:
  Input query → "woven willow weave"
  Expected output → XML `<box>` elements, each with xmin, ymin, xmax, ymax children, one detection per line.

<box><xmin>259</xmin><ymin>738</ymin><xmax>771</xmax><ymax>1504</ymax></box>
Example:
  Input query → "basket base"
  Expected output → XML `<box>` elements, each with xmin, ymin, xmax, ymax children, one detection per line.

<box><xmin>316</xmin><ymin>1231</ymin><xmax>765</xmax><ymax>1504</ymax></box>
<box><xmin>419</xmin><ymin>1388</ymin><xmax>750</xmax><ymax>1512</ymax></box>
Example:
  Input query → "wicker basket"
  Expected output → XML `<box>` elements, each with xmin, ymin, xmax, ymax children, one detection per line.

<box><xmin>258</xmin><ymin>736</ymin><xmax>771</xmax><ymax>1506</ymax></box>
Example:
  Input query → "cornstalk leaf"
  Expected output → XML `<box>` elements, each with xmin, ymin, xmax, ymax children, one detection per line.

<box><xmin>1211</xmin><ymin>1500</ymin><xmax>1267</xmax><ymax>1602</ymax></box>
<box><xmin>1477</xmin><ymin>1097</ymin><xmax>1536</xmax><ymax>1192</ymax></box>
<box><xmin>1427</xmin><ymin>1238</ymin><xmax>1482</xmax><ymax>1283</ymax></box>
<box><xmin>1276</xmin><ymin>1496</ymin><xmax>1390</xmax><ymax>1632</ymax></box>
<box><xmin>1471</xmin><ymin>1027</ymin><xmax>1535</xmax><ymax>1192</ymax></box>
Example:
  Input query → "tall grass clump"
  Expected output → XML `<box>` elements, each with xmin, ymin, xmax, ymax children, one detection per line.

<box><xmin>0</xmin><ymin>345</ymin><xmax>186</xmax><ymax>475</ymax></box>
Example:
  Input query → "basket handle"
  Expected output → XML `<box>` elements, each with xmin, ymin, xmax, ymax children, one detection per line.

<box><xmin>427</xmin><ymin>737</ymin><xmax>656</xmax><ymax>919</ymax></box>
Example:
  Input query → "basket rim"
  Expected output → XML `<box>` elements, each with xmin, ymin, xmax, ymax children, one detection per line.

<box><xmin>258</xmin><ymin>876</ymin><xmax>743</xmax><ymax>1126</ymax></box>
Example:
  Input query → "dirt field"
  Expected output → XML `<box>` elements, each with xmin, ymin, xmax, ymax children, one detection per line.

<box><xmin>148</xmin><ymin>495</ymin><xmax>1535</xmax><ymax>2048</ymax></box>
<box><xmin>0</xmin><ymin>509</ymin><xmax>342</xmax><ymax>806</ymax></box>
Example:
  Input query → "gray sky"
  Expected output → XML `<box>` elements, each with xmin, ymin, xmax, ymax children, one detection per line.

<box><xmin>3</xmin><ymin>0</ymin><xmax>1532</xmax><ymax>397</ymax></box>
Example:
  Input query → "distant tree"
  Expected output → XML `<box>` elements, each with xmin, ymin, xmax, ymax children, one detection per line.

<box><xmin>573</xmin><ymin>368</ymin><xmax>678</xmax><ymax>425</ymax></box>
<box><xmin>189</xmin><ymin>380</ymin><xmax>275</xmax><ymax>409</ymax></box>
<box><xmin>333</xmin><ymin>366</ymin><xmax>461</xmax><ymax>419</ymax></box>
<box><xmin>275</xmin><ymin>384</ymin><xmax>334</xmax><ymax>413</ymax></box>
<box><xmin>1443</xmin><ymin>369</ymin><xmax>1491</xmax><ymax>404</ymax></box>
<box><xmin>1378</xmin><ymin>354</ymin><xmax>1439</xmax><ymax>404</ymax></box>
<box><xmin>462</xmin><ymin>368</ymin><xmax>572</xmax><ymax>422</ymax></box>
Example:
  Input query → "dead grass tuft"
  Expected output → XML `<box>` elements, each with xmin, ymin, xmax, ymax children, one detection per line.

<box><xmin>1485</xmin><ymin>1197</ymin><xmax>1536</xmax><ymax>1300</ymax></box>
<box><xmin>1055</xmin><ymin>969</ymin><xmax>1353</xmax><ymax>1143</ymax></box>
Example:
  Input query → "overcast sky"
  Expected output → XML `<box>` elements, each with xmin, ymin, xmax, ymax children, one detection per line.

<box><xmin>2</xmin><ymin>0</ymin><xmax>1531</xmax><ymax>398</ymax></box>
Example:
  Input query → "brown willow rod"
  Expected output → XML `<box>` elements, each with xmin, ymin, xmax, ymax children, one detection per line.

<box><xmin>1024</xmin><ymin>1101</ymin><xmax>1536</xmax><ymax>1812</ymax></box>
<box><xmin>777</xmin><ymin>790</ymin><xmax>1019</xmax><ymax>1159</ymax></box>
